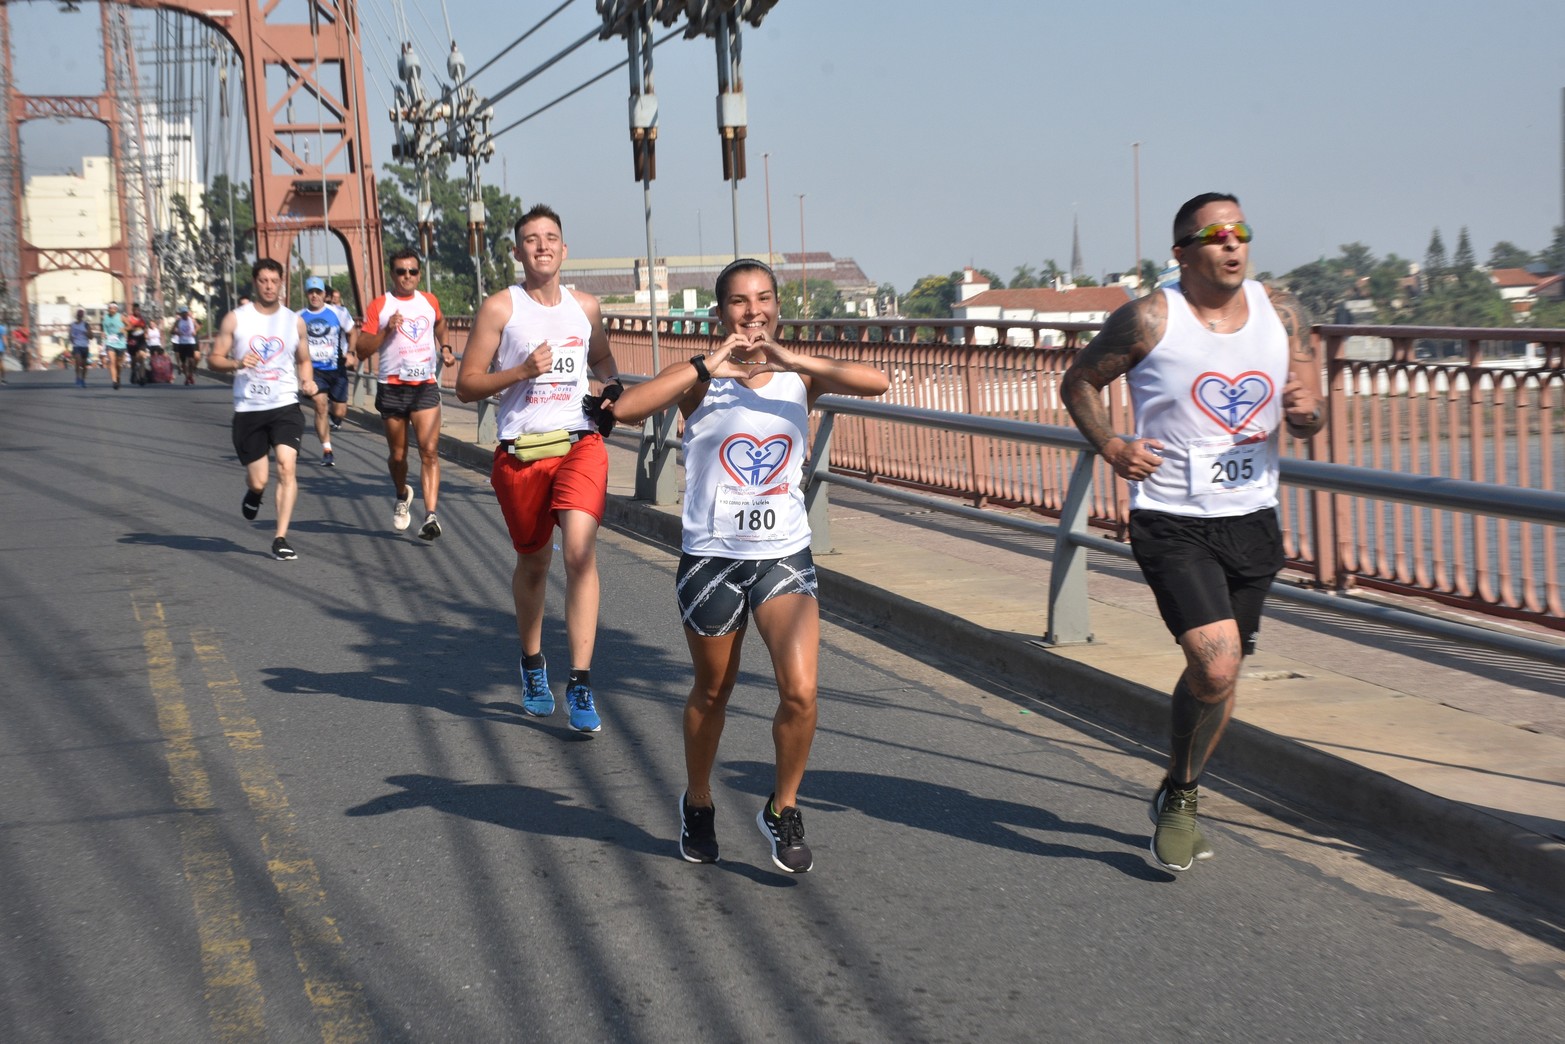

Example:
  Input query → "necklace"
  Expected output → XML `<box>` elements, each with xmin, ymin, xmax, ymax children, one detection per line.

<box><xmin>1183</xmin><ymin>288</ymin><xmax>1240</xmax><ymax>330</ymax></box>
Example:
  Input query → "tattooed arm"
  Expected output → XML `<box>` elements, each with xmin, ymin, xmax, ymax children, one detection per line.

<box><xmin>1061</xmin><ymin>295</ymin><xmax>1168</xmax><ymax>481</ymax></box>
<box><xmin>1270</xmin><ymin>287</ymin><xmax>1326</xmax><ymax>438</ymax></box>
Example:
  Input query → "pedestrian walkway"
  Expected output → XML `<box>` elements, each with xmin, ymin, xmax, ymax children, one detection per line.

<box><xmin>395</xmin><ymin>393</ymin><xmax>1565</xmax><ymax>911</ymax></box>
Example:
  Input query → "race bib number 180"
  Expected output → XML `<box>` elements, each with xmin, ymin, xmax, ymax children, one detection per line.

<box><xmin>712</xmin><ymin>484</ymin><xmax>792</xmax><ymax>541</ymax></box>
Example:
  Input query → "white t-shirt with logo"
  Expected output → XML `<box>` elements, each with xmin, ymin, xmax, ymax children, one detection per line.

<box><xmin>227</xmin><ymin>303</ymin><xmax>303</xmax><ymax>413</ymax></box>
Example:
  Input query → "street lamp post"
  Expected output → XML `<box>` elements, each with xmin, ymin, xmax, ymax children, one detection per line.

<box><xmin>764</xmin><ymin>152</ymin><xmax>774</xmax><ymax>267</ymax></box>
<box><xmin>797</xmin><ymin>193</ymin><xmax>807</xmax><ymax>319</ymax></box>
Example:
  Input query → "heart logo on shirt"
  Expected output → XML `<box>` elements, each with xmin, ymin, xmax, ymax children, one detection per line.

<box><xmin>400</xmin><ymin>316</ymin><xmax>430</xmax><ymax>342</ymax></box>
<box><xmin>248</xmin><ymin>335</ymin><xmax>285</xmax><ymax>363</ymax></box>
<box><xmin>1192</xmin><ymin>371</ymin><xmax>1274</xmax><ymax>434</ymax></box>
<box><xmin>719</xmin><ymin>433</ymin><xmax>792</xmax><ymax>486</ymax></box>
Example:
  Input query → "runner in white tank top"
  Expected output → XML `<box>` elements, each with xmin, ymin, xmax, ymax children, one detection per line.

<box><xmin>613</xmin><ymin>258</ymin><xmax>889</xmax><ymax>873</ymax></box>
<box><xmin>208</xmin><ymin>259</ymin><xmax>315</xmax><ymax>561</ymax></box>
<box><xmin>1061</xmin><ymin>194</ymin><xmax>1325</xmax><ymax>874</ymax></box>
<box><xmin>456</xmin><ymin>205</ymin><xmax>622</xmax><ymax>734</ymax></box>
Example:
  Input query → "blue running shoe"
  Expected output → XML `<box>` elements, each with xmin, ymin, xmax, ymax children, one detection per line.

<box><xmin>520</xmin><ymin>656</ymin><xmax>554</xmax><ymax>716</ymax></box>
<box><xmin>566</xmin><ymin>683</ymin><xmax>601</xmax><ymax>733</ymax></box>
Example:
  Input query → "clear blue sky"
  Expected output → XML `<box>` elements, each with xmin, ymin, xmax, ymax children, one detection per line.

<box><xmin>12</xmin><ymin>0</ymin><xmax>1565</xmax><ymax>294</ymax></box>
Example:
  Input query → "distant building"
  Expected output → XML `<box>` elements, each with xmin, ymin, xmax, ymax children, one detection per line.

<box><xmin>1489</xmin><ymin>267</ymin><xmax>1544</xmax><ymax>321</ymax></box>
<box><xmin>952</xmin><ymin>267</ymin><xmax>1132</xmax><ymax>346</ymax></box>
<box><xmin>564</xmin><ymin>250</ymin><xmax>878</xmax><ymax>315</ymax></box>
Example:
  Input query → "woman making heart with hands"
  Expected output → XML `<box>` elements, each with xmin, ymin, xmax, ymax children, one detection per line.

<box><xmin>613</xmin><ymin>258</ymin><xmax>887</xmax><ymax>874</ymax></box>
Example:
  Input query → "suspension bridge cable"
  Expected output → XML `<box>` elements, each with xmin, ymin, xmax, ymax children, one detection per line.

<box><xmin>488</xmin><ymin>27</ymin><xmax>682</xmax><ymax>143</ymax></box>
<box><xmin>485</xmin><ymin>24</ymin><xmax>599</xmax><ymax>108</ymax></box>
<box><xmin>449</xmin><ymin>0</ymin><xmax>576</xmax><ymax>93</ymax></box>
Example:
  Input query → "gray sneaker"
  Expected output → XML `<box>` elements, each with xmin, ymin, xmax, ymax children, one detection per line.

<box><xmin>1150</xmin><ymin>779</ymin><xmax>1209</xmax><ymax>872</ymax></box>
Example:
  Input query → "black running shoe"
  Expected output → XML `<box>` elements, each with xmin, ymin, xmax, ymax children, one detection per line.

<box><xmin>329</xmin><ymin>417</ymin><xmax>342</xmax><ymax>431</ymax></box>
<box><xmin>271</xmin><ymin>536</ymin><xmax>297</xmax><ymax>561</ymax></box>
<box><xmin>756</xmin><ymin>794</ymin><xmax>813</xmax><ymax>873</ymax></box>
<box><xmin>242</xmin><ymin>489</ymin><xmax>263</xmax><ymax>520</ymax></box>
<box><xmin>417</xmin><ymin>512</ymin><xmax>441</xmax><ymax>541</ymax></box>
<box><xmin>679</xmin><ymin>792</ymin><xmax>719</xmax><ymax>864</ymax></box>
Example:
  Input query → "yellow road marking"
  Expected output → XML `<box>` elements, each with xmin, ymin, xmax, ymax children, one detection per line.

<box><xmin>132</xmin><ymin>594</ymin><xmax>268</xmax><ymax>1042</ymax></box>
<box><xmin>192</xmin><ymin>630</ymin><xmax>373</xmax><ymax>1044</ymax></box>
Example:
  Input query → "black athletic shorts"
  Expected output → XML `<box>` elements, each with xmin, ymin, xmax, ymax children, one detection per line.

<box><xmin>375</xmin><ymin>381</ymin><xmax>440</xmax><ymax>418</ymax></box>
<box><xmin>231</xmin><ymin>404</ymin><xmax>306</xmax><ymax>465</ymax></box>
<box><xmin>675</xmin><ymin>549</ymin><xmax>817</xmax><ymax>637</ymax></box>
<box><xmin>313</xmin><ymin>366</ymin><xmax>349</xmax><ymax>403</ymax></box>
<box><xmin>175</xmin><ymin>344</ymin><xmax>198</xmax><ymax>362</ymax></box>
<box><xmin>1129</xmin><ymin>507</ymin><xmax>1284</xmax><ymax>655</ymax></box>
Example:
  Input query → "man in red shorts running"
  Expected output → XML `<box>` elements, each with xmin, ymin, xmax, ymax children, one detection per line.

<box><xmin>456</xmin><ymin>204</ymin><xmax>621</xmax><ymax>734</ymax></box>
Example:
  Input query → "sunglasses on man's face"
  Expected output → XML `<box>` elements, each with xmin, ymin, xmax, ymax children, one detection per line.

<box><xmin>394</xmin><ymin>267</ymin><xmax>420</xmax><ymax>276</ymax></box>
<box><xmin>1176</xmin><ymin>221</ymin><xmax>1253</xmax><ymax>249</ymax></box>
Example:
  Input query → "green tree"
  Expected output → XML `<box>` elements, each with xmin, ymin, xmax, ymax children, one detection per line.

<box><xmin>1488</xmin><ymin>241</ymin><xmax>1534</xmax><ymax>269</ymax></box>
<box><xmin>1039</xmin><ymin>259</ymin><xmax>1064</xmax><ymax>287</ymax></box>
<box><xmin>1073</xmin><ymin>274</ymin><xmax>1099</xmax><ymax>287</ymax></box>
<box><xmin>1424</xmin><ymin>228</ymin><xmax>1448</xmax><ymax>283</ymax></box>
<box><xmin>1282</xmin><ymin>258</ymin><xmax>1356</xmax><ymax>322</ymax></box>
<box><xmin>1338</xmin><ymin>242</ymin><xmax>1375</xmax><ymax>277</ymax></box>
<box><xmin>901</xmin><ymin>273</ymin><xmax>957</xmax><ymax>319</ymax></box>
<box><xmin>1367</xmin><ymin>254</ymin><xmax>1412</xmax><ymax>315</ymax></box>
<box><xmin>1137</xmin><ymin>259</ymin><xmax>1161</xmax><ymax>294</ymax></box>
<box><xmin>1530</xmin><ymin>296</ymin><xmax>1565</xmax><ymax>328</ymax></box>
<box><xmin>777</xmin><ymin>278</ymin><xmax>842</xmax><ymax>320</ymax></box>
<box><xmin>376</xmin><ymin>163</ymin><xmax>527</xmax><ymax>315</ymax></box>
<box><xmin>203</xmin><ymin>175</ymin><xmax>256</xmax><ymax>312</ymax></box>
<box><xmin>1539</xmin><ymin>225</ymin><xmax>1565</xmax><ymax>274</ymax></box>
<box><xmin>1452</xmin><ymin>227</ymin><xmax>1476</xmax><ymax>272</ymax></box>
<box><xmin>1009</xmin><ymin>264</ymin><xmax>1037</xmax><ymax>289</ymax></box>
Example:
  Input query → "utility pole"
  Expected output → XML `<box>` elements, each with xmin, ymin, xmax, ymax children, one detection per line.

<box><xmin>763</xmin><ymin>151</ymin><xmax>774</xmax><ymax>266</ymax></box>
<box><xmin>1132</xmin><ymin>141</ymin><xmax>1142</xmax><ymax>291</ymax></box>
<box><xmin>602</xmin><ymin>0</ymin><xmax>672</xmax><ymax>503</ymax></box>
<box><xmin>390</xmin><ymin>42</ymin><xmax>446</xmax><ymax>287</ymax></box>
<box><xmin>445</xmin><ymin>41</ymin><xmax>495</xmax><ymax>305</ymax></box>
<box><xmin>798</xmin><ymin>193</ymin><xmax>808</xmax><ymax>319</ymax></box>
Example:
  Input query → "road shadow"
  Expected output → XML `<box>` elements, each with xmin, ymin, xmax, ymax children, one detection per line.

<box><xmin>119</xmin><ymin>532</ymin><xmax>267</xmax><ymax>556</ymax></box>
<box><xmin>721</xmin><ymin>760</ymin><xmax>1170</xmax><ymax>882</ymax></box>
<box><xmin>342</xmin><ymin>773</ymin><xmax>792</xmax><ymax>886</ymax></box>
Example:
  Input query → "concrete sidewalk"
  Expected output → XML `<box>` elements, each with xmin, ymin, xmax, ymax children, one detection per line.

<box><xmin>416</xmin><ymin>398</ymin><xmax>1565</xmax><ymax>913</ymax></box>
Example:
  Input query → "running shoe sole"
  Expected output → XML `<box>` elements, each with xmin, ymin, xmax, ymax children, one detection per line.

<box><xmin>418</xmin><ymin>515</ymin><xmax>441</xmax><ymax>541</ymax></box>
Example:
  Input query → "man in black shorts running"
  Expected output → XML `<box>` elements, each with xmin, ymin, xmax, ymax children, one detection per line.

<box><xmin>354</xmin><ymin>249</ymin><xmax>456</xmax><ymax>539</ymax></box>
<box><xmin>1062</xmin><ymin>192</ymin><xmax>1325</xmax><ymax>873</ymax></box>
<box><xmin>209</xmin><ymin>259</ymin><xmax>316</xmax><ymax>560</ymax></box>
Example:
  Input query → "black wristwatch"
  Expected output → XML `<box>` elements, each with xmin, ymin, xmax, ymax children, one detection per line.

<box><xmin>690</xmin><ymin>355</ymin><xmax>711</xmax><ymax>382</ymax></box>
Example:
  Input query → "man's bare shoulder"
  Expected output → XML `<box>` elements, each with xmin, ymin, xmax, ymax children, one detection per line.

<box><xmin>568</xmin><ymin>287</ymin><xmax>603</xmax><ymax>315</ymax></box>
<box><xmin>1102</xmin><ymin>291</ymin><xmax>1168</xmax><ymax>354</ymax></box>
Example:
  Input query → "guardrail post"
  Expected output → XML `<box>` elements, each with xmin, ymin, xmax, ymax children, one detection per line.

<box><xmin>1044</xmin><ymin>450</ymin><xmax>1097</xmax><ymax>645</ymax></box>
<box><xmin>635</xmin><ymin>406</ymin><xmax>680</xmax><ymax>504</ymax></box>
<box><xmin>806</xmin><ymin>410</ymin><xmax>838</xmax><ymax>553</ymax></box>
<box><xmin>476</xmin><ymin>396</ymin><xmax>497</xmax><ymax>444</ymax></box>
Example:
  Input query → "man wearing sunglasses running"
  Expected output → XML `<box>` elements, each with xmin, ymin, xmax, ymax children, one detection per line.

<box><xmin>1061</xmin><ymin>192</ymin><xmax>1325</xmax><ymax>874</ymax></box>
<box><xmin>356</xmin><ymin>248</ymin><xmax>458</xmax><ymax>540</ymax></box>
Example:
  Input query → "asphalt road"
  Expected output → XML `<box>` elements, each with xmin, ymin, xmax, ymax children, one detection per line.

<box><xmin>2</xmin><ymin>370</ymin><xmax>1561</xmax><ymax>1043</ymax></box>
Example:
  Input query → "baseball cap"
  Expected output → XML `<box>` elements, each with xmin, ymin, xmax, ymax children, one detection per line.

<box><xmin>304</xmin><ymin>276</ymin><xmax>326</xmax><ymax>292</ymax></box>
<box><xmin>178</xmin><ymin>305</ymin><xmax>190</xmax><ymax>313</ymax></box>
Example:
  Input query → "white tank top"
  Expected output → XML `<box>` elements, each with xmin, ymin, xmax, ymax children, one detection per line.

<box><xmin>681</xmin><ymin>372</ymin><xmax>812</xmax><ymax>559</ymax></box>
<box><xmin>1127</xmin><ymin>280</ymin><xmax>1289</xmax><ymax>516</ymax></box>
<box><xmin>228</xmin><ymin>303</ymin><xmax>302</xmax><ymax>413</ymax></box>
<box><xmin>495</xmin><ymin>285</ymin><xmax>595</xmax><ymax>438</ymax></box>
